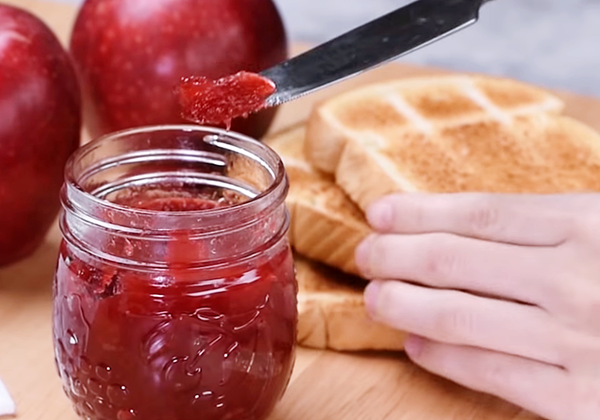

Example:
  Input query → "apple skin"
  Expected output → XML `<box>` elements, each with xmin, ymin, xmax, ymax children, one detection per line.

<box><xmin>0</xmin><ymin>5</ymin><xmax>81</xmax><ymax>267</ymax></box>
<box><xmin>70</xmin><ymin>0</ymin><xmax>288</xmax><ymax>140</ymax></box>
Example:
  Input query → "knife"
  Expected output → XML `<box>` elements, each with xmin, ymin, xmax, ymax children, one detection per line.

<box><xmin>261</xmin><ymin>0</ymin><xmax>493</xmax><ymax>107</ymax></box>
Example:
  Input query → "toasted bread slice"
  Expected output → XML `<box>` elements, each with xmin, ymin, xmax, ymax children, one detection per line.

<box><xmin>306</xmin><ymin>75</ymin><xmax>565</xmax><ymax>174</ymax></box>
<box><xmin>305</xmin><ymin>74</ymin><xmax>600</xmax><ymax>210</ymax></box>
<box><xmin>265</xmin><ymin>127</ymin><xmax>403</xmax><ymax>351</ymax></box>
<box><xmin>295</xmin><ymin>254</ymin><xmax>405</xmax><ymax>351</ymax></box>
<box><xmin>336</xmin><ymin>113</ymin><xmax>600</xmax><ymax>210</ymax></box>
<box><xmin>265</xmin><ymin>125</ymin><xmax>370</xmax><ymax>276</ymax></box>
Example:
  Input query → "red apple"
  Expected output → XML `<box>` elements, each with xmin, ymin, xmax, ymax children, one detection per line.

<box><xmin>0</xmin><ymin>4</ymin><xmax>81</xmax><ymax>267</ymax></box>
<box><xmin>70</xmin><ymin>0</ymin><xmax>287</xmax><ymax>140</ymax></box>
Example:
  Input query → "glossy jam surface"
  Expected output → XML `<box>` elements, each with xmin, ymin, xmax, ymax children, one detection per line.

<box><xmin>53</xmin><ymin>196</ymin><xmax>297</xmax><ymax>420</ymax></box>
<box><xmin>179</xmin><ymin>71</ymin><xmax>276</xmax><ymax>128</ymax></box>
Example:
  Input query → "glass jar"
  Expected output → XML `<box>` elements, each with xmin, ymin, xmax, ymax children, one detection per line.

<box><xmin>53</xmin><ymin>126</ymin><xmax>297</xmax><ymax>420</ymax></box>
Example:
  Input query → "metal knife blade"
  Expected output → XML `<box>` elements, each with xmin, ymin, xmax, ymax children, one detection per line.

<box><xmin>261</xmin><ymin>0</ymin><xmax>491</xmax><ymax>107</ymax></box>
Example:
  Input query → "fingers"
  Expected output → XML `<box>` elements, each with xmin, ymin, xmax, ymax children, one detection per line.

<box><xmin>356</xmin><ymin>232</ymin><xmax>560</xmax><ymax>307</ymax></box>
<box><xmin>365</xmin><ymin>193</ymin><xmax>576</xmax><ymax>246</ymax></box>
<box><xmin>404</xmin><ymin>337</ymin><xmax>570</xmax><ymax>420</ymax></box>
<box><xmin>365</xmin><ymin>281</ymin><xmax>563</xmax><ymax>366</ymax></box>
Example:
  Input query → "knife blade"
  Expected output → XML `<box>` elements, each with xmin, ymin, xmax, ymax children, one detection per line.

<box><xmin>261</xmin><ymin>0</ymin><xmax>492</xmax><ymax>107</ymax></box>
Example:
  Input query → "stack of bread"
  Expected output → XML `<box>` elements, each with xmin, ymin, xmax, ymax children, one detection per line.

<box><xmin>264</xmin><ymin>74</ymin><xmax>600</xmax><ymax>352</ymax></box>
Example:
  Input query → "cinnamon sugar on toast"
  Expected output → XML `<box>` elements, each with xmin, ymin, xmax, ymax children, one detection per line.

<box><xmin>305</xmin><ymin>75</ymin><xmax>600</xmax><ymax>210</ymax></box>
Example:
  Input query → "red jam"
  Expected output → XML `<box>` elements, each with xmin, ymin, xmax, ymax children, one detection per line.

<box><xmin>179</xmin><ymin>71</ymin><xmax>276</xmax><ymax>129</ymax></box>
<box><xmin>53</xmin><ymin>193</ymin><xmax>297</xmax><ymax>420</ymax></box>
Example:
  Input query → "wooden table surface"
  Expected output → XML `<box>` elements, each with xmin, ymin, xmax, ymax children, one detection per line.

<box><xmin>2</xmin><ymin>1</ymin><xmax>600</xmax><ymax>420</ymax></box>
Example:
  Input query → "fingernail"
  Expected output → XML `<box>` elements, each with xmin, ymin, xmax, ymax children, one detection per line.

<box><xmin>367</xmin><ymin>200</ymin><xmax>393</xmax><ymax>231</ymax></box>
<box><xmin>355</xmin><ymin>235</ymin><xmax>375</xmax><ymax>277</ymax></box>
<box><xmin>364</xmin><ymin>280</ymin><xmax>383</xmax><ymax>317</ymax></box>
<box><xmin>405</xmin><ymin>335</ymin><xmax>425</xmax><ymax>359</ymax></box>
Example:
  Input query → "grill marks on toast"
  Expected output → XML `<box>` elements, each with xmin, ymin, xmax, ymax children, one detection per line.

<box><xmin>474</xmin><ymin>78</ymin><xmax>563</xmax><ymax>113</ymax></box>
<box><xmin>374</xmin><ymin>115</ymin><xmax>600</xmax><ymax>194</ymax></box>
<box><xmin>398</xmin><ymin>80</ymin><xmax>490</xmax><ymax>124</ymax></box>
<box><xmin>523</xmin><ymin>115</ymin><xmax>600</xmax><ymax>191</ymax></box>
<box><xmin>331</xmin><ymin>92</ymin><xmax>410</xmax><ymax>131</ymax></box>
<box><xmin>307</xmin><ymin>75</ymin><xmax>600</xmax><ymax>210</ymax></box>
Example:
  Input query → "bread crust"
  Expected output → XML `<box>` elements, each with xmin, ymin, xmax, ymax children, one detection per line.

<box><xmin>266</xmin><ymin>124</ymin><xmax>370</xmax><ymax>276</ymax></box>
<box><xmin>305</xmin><ymin>106</ymin><xmax>352</xmax><ymax>173</ymax></box>
<box><xmin>295</xmin><ymin>255</ymin><xmax>406</xmax><ymax>351</ymax></box>
<box><xmin>266</xmin><ymin>125</ymin><xmax>405</xmax><ymax>351</ymax></box>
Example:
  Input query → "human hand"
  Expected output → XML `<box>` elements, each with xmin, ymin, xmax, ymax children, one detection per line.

<box><xmin>355</xmin><ymin>193</ymin><xmax>600</xmax><ymax>420</ymax></box>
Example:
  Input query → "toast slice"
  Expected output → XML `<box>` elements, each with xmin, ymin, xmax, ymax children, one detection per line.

<box><xmin>304</xmin><ymin>74</ymin><xmax>600</xmax><ymax>210</ymax></box>
<box><xmin>295</xmin><ymin>254</ymin><xmax>405</xmax><ymax>351</ymax></box>
<box><xmin>264</xmin><ymin>127</ymin><xmax>402</xmax><ymax>350</ymax></box>
<box><xmin>265</xmin><ymin>125</ymin><xmax>370</xmax><ymax>276</ymax></box>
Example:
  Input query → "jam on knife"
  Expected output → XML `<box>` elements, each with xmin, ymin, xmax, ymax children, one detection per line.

<box><xmin>179</xmin><ymin>71</ymin><xmax>276</xmax><ymax>129</ymax></box>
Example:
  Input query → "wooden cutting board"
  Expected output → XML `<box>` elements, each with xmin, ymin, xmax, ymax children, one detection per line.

<box><xmin>2</xmin><ymin>1</ymin><xmax>600</xmax><ymax>420</ymax></box>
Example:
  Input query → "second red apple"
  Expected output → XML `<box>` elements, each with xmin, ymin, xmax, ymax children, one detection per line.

<box><xmin>70</xmin><ymin>0</ymin><xmax>287</xmax><ymax>140</ymax></box>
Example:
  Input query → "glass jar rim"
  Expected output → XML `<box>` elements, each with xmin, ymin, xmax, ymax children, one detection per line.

<box><xmin>62</xmin><ymin>124</ymin><xmax>288</xmax><ymax>236</ymax></box>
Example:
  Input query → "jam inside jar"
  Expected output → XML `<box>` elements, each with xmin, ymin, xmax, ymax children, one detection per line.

<box><xmin>53</xmin><ymin>126</ymin><xmax>297</xmax><ymax>420</ymax></box>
